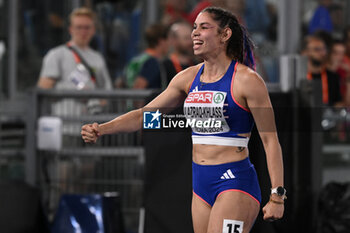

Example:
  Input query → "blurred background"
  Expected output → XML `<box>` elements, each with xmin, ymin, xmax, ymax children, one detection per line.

<box><xmin>1</xmin><ymin>0</ymin><xmax>350</xmax><ymax>232</ymax></box>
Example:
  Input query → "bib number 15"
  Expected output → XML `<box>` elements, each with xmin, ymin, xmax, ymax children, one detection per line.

<box><xmin>222</xmin><ymin>219</ymin><xmax>243</xmax><ymax>233</ymax></box>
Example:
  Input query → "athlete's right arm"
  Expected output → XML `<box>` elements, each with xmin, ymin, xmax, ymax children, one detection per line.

<box><xmin>81</xmin><ymin>65</ymin><xmax>199</xmax><ymax>143</ymax></box>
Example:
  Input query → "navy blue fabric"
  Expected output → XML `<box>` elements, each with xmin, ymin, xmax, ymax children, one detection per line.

<box><xmin>192</xmin><ymin>157</ymin><xmax>261</xmax><ymax>206</ymax></box>
<box><xmin>139</xmin><ymin>56</ymin><xmax>162</xmax><ymax>88</ymax></box>
<box><xmin>308</xmin><ymin>6</ymin><xmax>333</xmax><ymax>34</ymax></box>
<box><xmin>51</xmin><ymin>194</ymin><xmax>124</xmax><ymax>233</ymax></box>
<box><xmin>187</xmin><ymin>60</ymin><xmax>255</xmax><ymax>138</ymax></box>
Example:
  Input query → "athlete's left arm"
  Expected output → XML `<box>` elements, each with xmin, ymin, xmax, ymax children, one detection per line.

<box><xmin>239</xmin><ymin>68</ymin><xmax>284</xmax><ymax>221</ymax></box>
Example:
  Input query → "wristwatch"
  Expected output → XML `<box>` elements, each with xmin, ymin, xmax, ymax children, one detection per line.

<box><xmin>271</xmin><ymin>186</ymin><xmax>287</xmax><ymax>199</ymax></box>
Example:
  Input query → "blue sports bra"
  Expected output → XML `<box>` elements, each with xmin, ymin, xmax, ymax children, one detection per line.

<box><xmin>183</xmin><ymin>60</ymin><xmax>254</xmax><ymax>147</ymax></box>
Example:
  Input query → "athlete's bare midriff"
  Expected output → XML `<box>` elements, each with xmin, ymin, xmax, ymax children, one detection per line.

<box><xmin>192</xmin><ymin>143</ymin><xmax>249</xmax><ymax>165</ymax></box>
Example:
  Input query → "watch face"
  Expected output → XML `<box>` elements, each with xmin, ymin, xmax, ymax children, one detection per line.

<box><xmin>277</xmin><ymin>186</ymin><xmax>286</xmax><ymax>196</ymax></box>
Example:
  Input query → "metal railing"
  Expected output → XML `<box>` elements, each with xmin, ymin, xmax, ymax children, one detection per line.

<box><xmin>0</xmin><ymin>104</ymin><xmax>27</xmax><ymax>180</ymax></box>
<box><xmin>26</xmin><ymin>88</ymin><xmax>159</xmax><ymax>232</ymax></box>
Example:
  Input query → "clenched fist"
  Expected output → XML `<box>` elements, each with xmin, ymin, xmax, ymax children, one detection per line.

<box><xmin>81</xmin><ymin>122</ymin><xmax>100</xmax><ymax>143</ymax></box>
<box><xmin>262</xmin><ymin>198</ymin><xmax>284</xmax><ymax>222</ymax></box>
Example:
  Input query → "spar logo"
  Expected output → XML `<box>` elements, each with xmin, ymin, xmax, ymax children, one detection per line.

<box><xmin>213</xmin><ymin>92</ymin><xmax>225</xmax><ymax>103</ymax></box>
<box><xmin>185</xmin><ymin>91</ymin><xmax>225</xmax><ymax>104</ymax></box>
<box><xmin>185</xmin><ymin>92</ymin><xmax>213</xmax><ymax>103</ymax></box>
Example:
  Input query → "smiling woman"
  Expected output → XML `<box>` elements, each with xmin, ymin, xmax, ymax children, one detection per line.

<box><xmin>191</xmin><ymin>8</ymin><xmax>255</xmax><ymax>71</ymax></box>
<box><xmin>81</xmin><ymin>6</ymin><xmax>285</xmax><ymax>233</ymax></box>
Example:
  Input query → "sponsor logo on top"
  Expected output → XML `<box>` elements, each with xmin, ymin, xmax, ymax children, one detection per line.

<box><xmin>185</xmin><ymin>91</ymin><xmax>226</xmax><ymax>104</ymax></box>
<box><xmin>185</xmin><ymin>91</ymin><xmax>213</xmax><ymax>103</ymax></box>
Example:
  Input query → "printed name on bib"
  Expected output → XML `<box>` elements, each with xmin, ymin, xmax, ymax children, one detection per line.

<box><xmin>184</xmin><ymin>91</ymin><xmax>229</xmax><ymax>134</ymax></box>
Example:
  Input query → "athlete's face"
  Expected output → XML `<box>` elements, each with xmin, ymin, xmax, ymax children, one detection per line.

<box><xmin>69</xmin><ymin>16</ymin><xmax>95</xmax><ymax>47</ymax></box>
<box><xmin>191</xmin><ymin>12</ymin><xmax>224</xmax><ymax>58</ymax></box>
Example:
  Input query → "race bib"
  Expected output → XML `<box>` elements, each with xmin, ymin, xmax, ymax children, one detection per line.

<box><xmin>184</xmin><ymin>91</ymin><xmax>230</xmax><ymax>134</ymax></box>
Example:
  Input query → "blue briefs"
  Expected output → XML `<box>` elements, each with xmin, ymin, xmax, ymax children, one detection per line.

<box><xmin>192</xmin><ymin>157</ymin><xmax>261</xmax><ymax>206</ymax></box>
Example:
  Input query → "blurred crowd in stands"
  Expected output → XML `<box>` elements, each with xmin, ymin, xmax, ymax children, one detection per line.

<box><xmin>12</xmin><ymin>0</ymin><xmax>350</xmax><ymax>109</ymax></box>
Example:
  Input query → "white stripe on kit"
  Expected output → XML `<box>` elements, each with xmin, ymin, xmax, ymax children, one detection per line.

<box><xmin>227</xmin><ymin>169</ymin><xmax>235</xmax><ymax>178</ymax></box>
<box><xmin>221</xmin><ymin>169</ymin><xmax>236</xmax><ymax>179</ymax></box>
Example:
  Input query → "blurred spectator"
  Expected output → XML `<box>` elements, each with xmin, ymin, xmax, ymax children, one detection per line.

<box><xmin>47</xmin><ymin>1</ymin><xmax>65</xmax><ymax>49</ymax></box>
<box><xmin>341</xmin><ymin>27</ymin><xmax>350</xmax><ymax>106</ymax></box>
<box><xmin>36</xmin><ymin>8</ymin><xmax>113</xmax><ymax>178</ymax></box>
<box><xmin>187</xmin><ymin>0</ymin><xmax>211</xmax><ymax>24</ymax></box>
<box><xmin>162</xmin><ymin>0</ymin><xmax>228</xmax><ymax>26</ymax></box>
<box><xmin>327</xmin><ymin>39</ymin><xmax>350</xmax><ymax>141</ymax></box>
<box><xmin>314</xmin><ymin>30</ymin><xmax>333</xmax><ymax>53</ymax></box>
<box><xmin>225</xmin><ymin>0</ymin><xmax>245</xmax><ymax>24</ymax></box>
<box><xmin>343</xmin><ymin>26</ymin><xmax>350</xmax><ymax>69</ymax></box>
<box><xmin>37</xmin><ymin>7</ymin><xmax>113</xmax><ymax>140</ymax></box>
<box><xmin>308</xmin><ymin>0</ymin><xmax>333</xmax><ymax>34</ymax></box>
<box><xmin>21</xmin><ymin>0</ymin><xmax>65</xmax><ymax>55</ymax></box>
<box><xmin>187</xmin><ymin>0</ymin><xmax>226</xmax><ymax>24</ymax></box>
<box><xmin>94</xmin><ymin>1</ymin><xmax>142</xmax><ymax>81</ymax></box>
<box><xmin>241</xmin><ymin>0</ymin><xmax>274</xmax><ymax>82</ymax></box>
<box><xmin>161</xmin><ymin>0</ymin><xmax>191</xmax><ymax>26</ymax></box>
<box><xmin>244</xmin><ymin>0</ymin><xmax>270</xmax><ymax>41</ymax></box>
<box><xmin>327</xmin><ymin>39</ymin><xmax>350</xmax><ymax>103</ymax></box>
<box><xmin>188</xmin><ymin>0</ymin><xmax>226</xmax><ymax>25</ymax></box>
<box><xmin>122</xmin><ymin>23</ymin><xmax>169</xmax><ymax>89</ymax></box>
<box><xmin>163</xmin><ymin>21</ymin><xmax>198</xmax><ymax>83</ymax></box>
<box><xmin>328</xmin><ymin>2</ymin><xmax>345</xmax><ymax>39</ymax></box>
<box><xmin>37</xmin><ymin>7</ymin><xmax>112</xmax><ymax>91</ymax></box>
<box><xmin>302</xmin><ymin>34</ymin><xmax>342</xmax><ymax>106</ymax></box>
<box><xmin>266</xmin><ymin>1</ymin><xmax>278</xmax><ymax>42</ymax></box>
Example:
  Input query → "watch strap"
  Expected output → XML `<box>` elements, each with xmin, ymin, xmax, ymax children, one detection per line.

<box><xmin>271</xmin><ymin>186</ymin><xmax>287</xmax><ymax>199</ymax></box>
<box><xmin>269</xmin><ymin>196</ymin><xmax>284</xmax><ymax>204</ymax></box>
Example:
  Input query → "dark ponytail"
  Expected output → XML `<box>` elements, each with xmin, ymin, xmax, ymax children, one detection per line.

<box><xmin>242</xmin><ymin>27</ymin><xmax>256</xmax><ymax>70</ymax></box>
<box><xmin>202</xmin><ymin>7</ymin><xmax>256</xmax><ymax>70</ymax></box>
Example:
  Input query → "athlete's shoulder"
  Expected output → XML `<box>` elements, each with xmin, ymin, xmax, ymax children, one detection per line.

<box><xmin>235</xmin><ymin>63</ymin><xmax>265</xmax><ymax>87</ymax></box>
<box><xmin>235</xmin><ymin>63</ymin><xmax>269</xmax><ymax>103</ymax></box>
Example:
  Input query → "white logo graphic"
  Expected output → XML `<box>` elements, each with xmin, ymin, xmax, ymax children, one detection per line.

<box><xmin>143</xmin><ymin>109</ymin><xmax>162</xmax><ymax>129</ymax></box>
<box><xmin>192</xmin><ymin>86</ymin><xmax>199</xmax><ymax>92</ymax></box>
<box><xmin>151</xmin><ymin>110</ymin><xmax>162</xmax><ymax>122</ymax></box>
<box><xmin>221</xmin><ymin>169</ymin><xmax>235</xmax><ymax>179</ymax></box>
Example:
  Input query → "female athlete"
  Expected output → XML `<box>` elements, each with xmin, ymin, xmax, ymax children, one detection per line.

<box><xmin>81</xmin><ymin>7</ymin><xmax>285</xmax><ymax>233</ymax></box>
